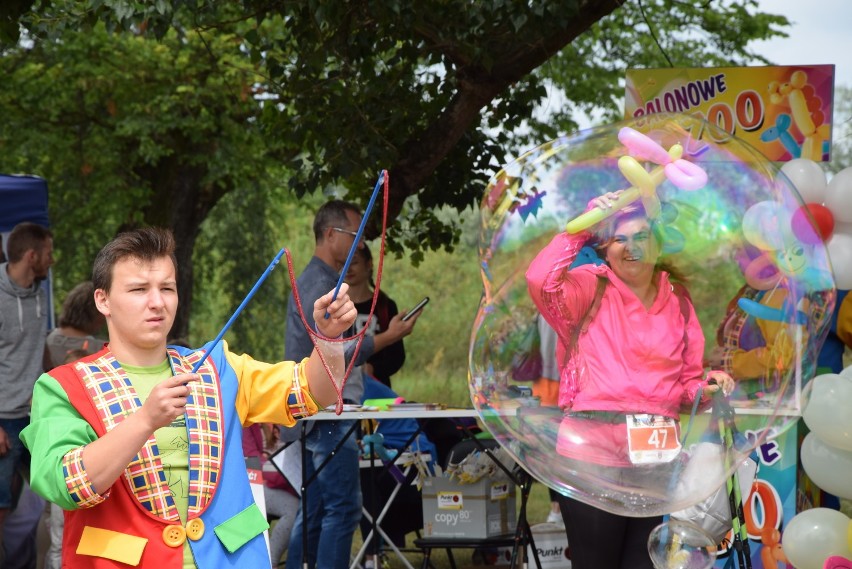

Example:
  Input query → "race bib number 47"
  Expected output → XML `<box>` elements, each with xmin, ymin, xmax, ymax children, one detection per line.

<box><xmin>627</xmin><ymin>414</ymin><xmax>681</xmax><ymax>464</ymax></box>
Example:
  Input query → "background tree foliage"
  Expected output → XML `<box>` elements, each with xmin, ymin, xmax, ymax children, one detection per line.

<box><xmin>0</xmin><ymin>20</ymin><xmax>281</xmax><ymax>338</ymax></box>
<box><xmin>1</xmin><ymin>0</ymin><xmax>791</xmax><ymax>347</ymax></box>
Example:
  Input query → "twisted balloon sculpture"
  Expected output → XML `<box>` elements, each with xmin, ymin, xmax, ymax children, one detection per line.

<box><xmin>566</xmin><ymin>127</ymin><xmax>707</xmax><ymax>234</ymax></box>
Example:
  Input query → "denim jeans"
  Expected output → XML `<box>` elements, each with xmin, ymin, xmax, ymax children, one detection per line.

<box><xmin>285</xmin><ymin>419</ymin><xmax>362</xmax><ymax>569</ymax></box>
<box><xmin>0</xmin><ymin>417</ymin><xmax>29</xmax><ymax>509</ymax></box>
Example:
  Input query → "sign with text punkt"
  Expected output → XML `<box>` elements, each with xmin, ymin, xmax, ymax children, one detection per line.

<box><xmin>527</xmin><ymin>523</ymin><xmax>571</xmax><ymax>568</ymax></box>
<box><xmin>624</xmin><ymin>65</ymin><xmax>835</xmax><ymax>162</ymax></box>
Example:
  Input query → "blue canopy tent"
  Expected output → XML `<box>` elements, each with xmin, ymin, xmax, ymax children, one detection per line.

<box><xmin>0</xmin><ymin>173</ymin><xmax>54</xmax><ymax>327</ymax></box>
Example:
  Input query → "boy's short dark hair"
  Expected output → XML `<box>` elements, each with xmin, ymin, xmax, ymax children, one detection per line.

<box><xmin>92</xmin><ymin>227</ymin><xmax>177</xmax><ymax>292</ymax></box>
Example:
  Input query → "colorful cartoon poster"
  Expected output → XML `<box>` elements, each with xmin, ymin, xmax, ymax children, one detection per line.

<box><xmin>713</xmin><ymin>418</ymin><xmax>798</xmax><ymax>568</ymax></box>
<box><xmin>624</xmin><ymin>65</ymin><xmax>835</xmax><ymax>162</ymax></box>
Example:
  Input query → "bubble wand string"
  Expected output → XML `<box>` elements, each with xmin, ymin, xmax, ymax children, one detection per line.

<box><xmin>325</xmin><ymin>169</ymin><xmax>386</xmax><ymax>318</ymax></box>
<box><xmin>191</xmin><ymin>248</ymin><xmax>286</xmax><ymax>373</ymax></box>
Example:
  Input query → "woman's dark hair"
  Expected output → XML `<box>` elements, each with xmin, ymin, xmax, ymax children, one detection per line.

<box><xmin>353</xmin><ymin>246</ymin><xmax>376</xmax><ymax>288</ymax></box>
<box><xmin>59</xmin><ymin>281</ymin><xmax>104</xmax><ymax>334</ymax></box>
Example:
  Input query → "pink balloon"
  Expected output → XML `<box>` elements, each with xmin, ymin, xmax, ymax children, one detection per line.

<box><xmin>824</xmin><ymin>556</ymin><xmax>852</xmax><ymax>569</ymax></box>
<box><xmin>744</xmin><ymin>253</ymin><xmax>782</xmax><ymax>290</ymax></box>
<box><xmin>617</xmin><ymin>127</ymin><xmax>672</xmax><ymax>164</ymax></box>
<box><xmin>665</xmin><ymin>160</ymin><xmax>708</xmax><ymax>191</ymax></box>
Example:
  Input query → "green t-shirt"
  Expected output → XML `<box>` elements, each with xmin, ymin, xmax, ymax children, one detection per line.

<box><xmin>124</xmin><ymin>360</ymin><xmax>195</xmax><ymax>569</ymax></box>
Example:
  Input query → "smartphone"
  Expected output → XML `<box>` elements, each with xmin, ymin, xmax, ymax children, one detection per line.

<box><xmin>401</xmin><ymin>297</ymin><xmax>429</xmax><ymax>321</ymax></box>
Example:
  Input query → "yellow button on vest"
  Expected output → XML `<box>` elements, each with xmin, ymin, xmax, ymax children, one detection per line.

<box><xmin>162</xmin><ymin>524</ymin><xmax>186</xmax><ymax>547</ymax></box>
<box><xmin>186</xmin><ymin>518</ymin><xmax>205</xmax><ymax>541</ymax></box>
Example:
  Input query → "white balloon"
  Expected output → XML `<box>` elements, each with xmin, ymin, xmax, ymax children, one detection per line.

<box><xmin>782</xmin><ymin>508</ymin><xmax>852</xmax><ymax>569</ymax></box>
<box><xmin>781</xmin><ymin>159</ymin><xmax>828</xmax><ymax>204</ymax></box>
<box><xmin>800</xmin><ymin>433</ymin><xmax>852</xmax><ymax>500</ymax></box>
<box><xmin>827</xmin><ymin>233</ymin><xmax>852</xmax><ymax>290</ymax></box>
<box><xmin>803</xmin><ymin>373</ymin><xmax>852</xmax><ymax>451</ymax></box>
<box><xmin>835</xmin><ymin>221</ymin><xmax>852</xmax><ymax>236</ymax></box>
<box><xmin>825</xmin><ymin>167</ymin><xmax>852</xmax><ymax>223</ymax></box>
<box><xmin>741</xmin><ymin>201</ymin><xmax>793</xmax><ymax>251</ymax></box>
<box><xmin>841</xmin><ymin>365</ymin><xmax>852</xmax><ymax>380</ymax></box>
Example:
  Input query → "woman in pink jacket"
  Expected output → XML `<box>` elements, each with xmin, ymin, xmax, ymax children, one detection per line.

<box><xmin>526</xmin><ymin>192</ymin><xmax>733</xmax><ymax>569</ymax></box>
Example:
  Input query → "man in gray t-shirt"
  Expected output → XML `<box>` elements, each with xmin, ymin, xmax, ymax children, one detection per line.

<box><xmin>283</xmin><ymin>200</ymin><xmax>370</xmax><ymax>569</ymax></box>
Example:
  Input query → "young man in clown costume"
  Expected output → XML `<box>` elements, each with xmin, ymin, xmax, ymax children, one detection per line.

<box><xmin>21</xmin><ymin>227</ymin><xmax>356</xmax><ymax>568</ymax></box>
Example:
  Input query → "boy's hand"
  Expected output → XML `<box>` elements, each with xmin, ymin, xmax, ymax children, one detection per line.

<box><xmin>315</xmin><ymin>283</ymin><xmax>357</xmax><ymax>338</ymax></box>
<box><xmin>140</xmin><ymin>374</ymin><xmax>198</xmax><ymax>430</ymax></box>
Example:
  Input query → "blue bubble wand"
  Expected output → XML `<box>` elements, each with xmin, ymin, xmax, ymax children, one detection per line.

<box><xmin>191</xmin><ymin>248</ymin><xmax>286</xmax><ymax>373</ymax></box>
<box><xmin>325</xmin><ymin>170</ymin><xmax>386</xmax><ymax>318</ymax></box>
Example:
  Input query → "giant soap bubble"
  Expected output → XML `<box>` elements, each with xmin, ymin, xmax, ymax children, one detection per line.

<box><xmin>647</xmin><ymin>520</ymin><xmax>717</xmax><ymax>569</ymax></box>
<box><xmin>469</xmin><ymin>113</ymin><xmax>835</xmax><ymax>516</ymax></box>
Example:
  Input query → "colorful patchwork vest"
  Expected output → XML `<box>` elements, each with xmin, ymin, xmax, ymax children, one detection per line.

<box><xmin>51</xmin><ymin>343</ymin><xmax>270</xmax><ymax>568</ymax></box>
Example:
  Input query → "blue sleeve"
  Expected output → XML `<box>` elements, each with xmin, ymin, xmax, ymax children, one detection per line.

<box><xmin>362</xmin><ymin>376</ymin><xmax>398</xmax><ymax>401</ymax></box>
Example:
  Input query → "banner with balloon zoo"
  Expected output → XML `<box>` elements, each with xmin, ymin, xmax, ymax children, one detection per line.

<box><xmin>625</xmin><ymin>64</ymin><xmax>835</xmax><ymax>162</ymax></box>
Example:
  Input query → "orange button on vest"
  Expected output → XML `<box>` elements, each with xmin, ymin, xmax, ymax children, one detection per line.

<box><xmin>186</xmin><ymin>518</ymin><xmax>205</xmax><ymax>541</ymax></box>
<box><xmin>162</xmin><ymin>525</ymin><xmax>186</xmax><ymax>547</ymax></box>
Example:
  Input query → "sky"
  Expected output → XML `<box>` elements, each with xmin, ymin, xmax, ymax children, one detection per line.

<box><xmin>752</xmin><ymin>0</ymin><xmax>851</xmax><ymax>89</ymax></box>
<box><xmin>571</xmin><ymin>1</ymin><xmax>851</xmax><ymax>137</ymax></box>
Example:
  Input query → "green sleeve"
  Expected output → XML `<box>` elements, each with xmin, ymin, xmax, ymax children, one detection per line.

<box><xmin>20</xmin><ymin>373</ymin><xmax>99</xmax><ymax>510</ymax></box>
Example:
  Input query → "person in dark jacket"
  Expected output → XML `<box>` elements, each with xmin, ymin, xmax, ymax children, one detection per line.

<box><xmin>345</xmin><ymin>245</ymin><xmax>420</xmax><ymax>387</ymax></box>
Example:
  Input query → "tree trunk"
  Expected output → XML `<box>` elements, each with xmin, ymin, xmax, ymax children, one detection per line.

<box><xmin>138</xmin><ymin>156</ymin><xmax>226</xmax><ymax>342</ymax></box>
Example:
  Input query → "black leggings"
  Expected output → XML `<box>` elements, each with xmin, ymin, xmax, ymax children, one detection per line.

<box><xmin>556</xmin><ymin>494</ymin><xmax>661</xmax><ymax>569</ymax></box>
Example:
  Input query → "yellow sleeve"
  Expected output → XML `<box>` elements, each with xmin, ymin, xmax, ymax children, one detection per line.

<box><xmin>730</xmin><ymin>289</ymin><xmax>803</xmax><ymax>380</ymax></box>
<box><xmin>226</xmin><ymin>348</ymin><xmax>320</xmax><ymax>426</ymax></box>
<box><xmin>837</xmin><ymin>293</ymin><xmax>852</xmax><ymax>348</ymax></box>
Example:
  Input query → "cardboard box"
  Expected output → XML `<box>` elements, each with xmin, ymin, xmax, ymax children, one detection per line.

<box><xmin>421</xmin><ymin>476</ymin><xmax>517</xmax><ymax>538</ymax></box>
<box><xmin>526</xmin><ymin>523</ymin><xmax>571</xmax><ymax>568</ymax></box>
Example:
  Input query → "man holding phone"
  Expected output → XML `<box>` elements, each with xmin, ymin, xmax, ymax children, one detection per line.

<box><xmin>283</xmin><ymin>201</ymin><xmax>422</xmax><ymax>569</ymax></box>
